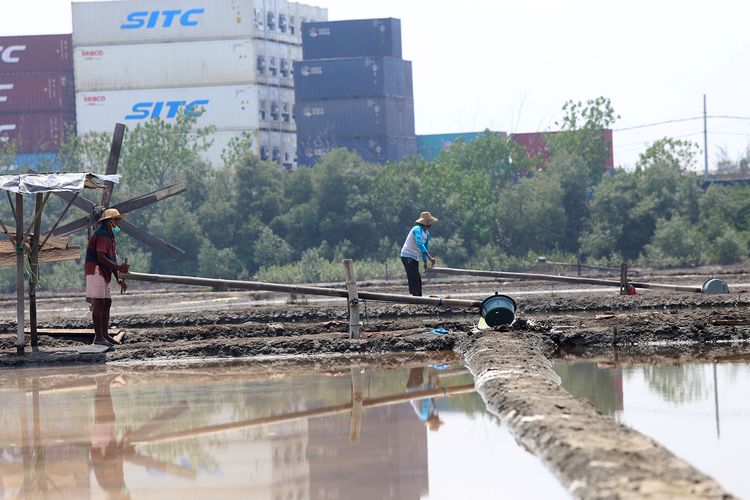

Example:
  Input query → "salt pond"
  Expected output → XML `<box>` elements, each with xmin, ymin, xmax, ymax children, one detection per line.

<box><xmin>0</xmin><ymin>359</ymin><xmax>567</xmax><ymax>499</ymax></box>
<box><xmin>554</xmin><ymin>358</ymin><xmax>750</xmax><ymax>499</ymax></box>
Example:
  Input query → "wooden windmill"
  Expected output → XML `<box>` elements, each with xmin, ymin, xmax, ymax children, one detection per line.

<box><xmin>51</xmin><ymin>123</ymin><xmax>187</xmax><ymax>259</ymax></box>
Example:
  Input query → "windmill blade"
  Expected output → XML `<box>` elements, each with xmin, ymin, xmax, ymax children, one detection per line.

<box><xmin>50</xmin><ymin>215</ymin><xmax>90</xmax><ymax>237</ymax></box>
<box><xmin>101</xmin><ymin>122</ymin><xmax>125</xmax><ymax>208</ymax></box>
<box><xmin>120</xmin><ymin>220</ymin><xmax>185</xmax><ymax>260</ymax></box>
<box><xmin>53</xmin><ymin>191</ymin><xmax>97</xmax><ymax>216</ymax></box>
<box><xmin>52</xmin><ymin>183</ymin><xmax>187</xmax><ymax>237</ymax></box>
<box><xmin>112</xmin><ymin>182</ymin><xmax>186</xmax><ymax>214</ymax></box>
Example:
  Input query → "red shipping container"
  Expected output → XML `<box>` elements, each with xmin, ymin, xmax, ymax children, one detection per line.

<box><xmin>0</xmin><ymin>34</ymin><xmax>73</xmax><ymax>73</ymax></box>
<box><xmin>511</xmin><ymin>129</ymin><xmax>614</xmax><ymax>170</ymax></box>
<box><xmin>0</xmin><ymin>73</ymin><xmax>75</xmax><ymax>113</ymax></box>
<box><xmin>0</xmin><ymin>112</ymin><xmax>75</xmax><ymax>153</ymax></box>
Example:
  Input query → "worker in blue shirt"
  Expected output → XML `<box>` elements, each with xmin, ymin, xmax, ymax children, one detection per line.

<box><xmin>400</xmin><ymin>211</ymin><xmax>438</xmax><ymax>296</ymax></box>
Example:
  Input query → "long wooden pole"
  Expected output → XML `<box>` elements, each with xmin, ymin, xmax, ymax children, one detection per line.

<box><xmin>15</xmin><ymin>194</ymin><xmax>24</xmax><ymax>355</ymax></box>
<box><xmin>123</xmin><ymin>271</ymin><xmax>482</xmax><ymax>308</ymax></box>
<box><xmin>428</xmin><ymin>266</ymin><xmax>703</xmax><ymax>293</ymax></box>
<box><xmin>129</xmin><ymin>383</ymin><xmax>476</xmax><ymax>446</ymax></box>
<box><xmin>29</xmin><ymin>193</ymin><xmax>43</xmax><ymax>347</ymax></box>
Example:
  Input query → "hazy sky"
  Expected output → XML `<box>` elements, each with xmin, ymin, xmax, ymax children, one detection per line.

<box><xmin>3</xmin><ymin>0</ymin><xmax>749</xmax><ymax>171</ymax></box>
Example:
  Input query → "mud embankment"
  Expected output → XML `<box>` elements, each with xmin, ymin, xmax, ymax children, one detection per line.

<box><xmin>457</xmin><ymin>332</ymin><xmax>734</xmax><ymax>499</ymax></box>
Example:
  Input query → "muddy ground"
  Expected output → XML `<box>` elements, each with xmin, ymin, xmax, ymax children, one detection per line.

<box><xmin>1</xmin><ymin>268</ymin><xmax>749</xmax><ymax>497</ymax></box>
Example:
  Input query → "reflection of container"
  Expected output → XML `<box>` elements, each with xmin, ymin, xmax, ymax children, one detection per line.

<box><xmin>479</xmin><ymin>293</ymin><xmax>517</xmax><ymax>327</ymax></box>
<box><xmin>701</xmin><ymin>278</ymin><xmax>729</xmax><ymax>294</ymax></box>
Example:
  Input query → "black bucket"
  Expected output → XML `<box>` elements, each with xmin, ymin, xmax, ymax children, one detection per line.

<box><xmin>479</xmin><ymin>293</ymin><xmax>517</xmax><ymax>327</ymax></box>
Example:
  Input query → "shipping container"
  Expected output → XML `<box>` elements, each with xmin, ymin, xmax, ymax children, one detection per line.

<box><xmin>0</xmin><ymin>34</ymin><xmax>73</xmax><ymax>73</ymax></box>
<box><xmin>72</xmin><ymin>0</ymin><xmax>326</xmax><ymax>46</ymax></box>
<box><xmin>0</xmin><ymin>112</ymin><xmax>75</xmax><ymax>153</ymax></box>
<box><xmin>302</xmin><ymin>18</ymin><xmax>401</xmax><ymax>60</ymax></box>
<box><xmin>296</xmin><ymin>96</ymin><xmax>414</xmax><ymax>140</ymax></box>
<box><xmin>75</xmin><ymin>84</ymin><xmax>281</xmax><ymax>132</ymax></box>
<box><xmin>417</xmin><ymin>131</ymin><xmax>506</xmax><ymax>161</ymax></box>
<box><xmin>294</xmin><ymin>57</ymin><xmax>412</xmax><ymax>101</ymax></box>
<box><xmin>0</xmin><ymin>73</ymin><xmax>75</xmax><ymax>113</ymax></box>
<box><xmin>0</xmin><ymin>153</ymin><xmax>61</xmax><ymax>173</ymax></box>
<box><xmin>510</xmin><ymin>129</ymin><xmax>614</xmax><ymax>169</ymax></box>
<box><xmin>297</xmin><ymin>135</ymin><xmax>416</xmax><ymax>166</ymax></box>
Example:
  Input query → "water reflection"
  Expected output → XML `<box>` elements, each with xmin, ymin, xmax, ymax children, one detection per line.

<box><xmin>553</xmin><ymin>358</ymin><xmax>750</xmax><ymax>498</ymax></box>
<box><xmin>0</xmin><ymin>362</ymin><xmax>566</xmax><ymax>499</ymax></box>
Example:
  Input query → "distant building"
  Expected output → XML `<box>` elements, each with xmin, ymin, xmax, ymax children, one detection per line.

<box><xmin>294</xmin><ymin>18</ymin><xmax>417</xmax><ymax>166</ymax></box>
<box><xmin>72</xmin><ymin>0</ymin><xmax>327</xmax><ymax>170</ymax></box>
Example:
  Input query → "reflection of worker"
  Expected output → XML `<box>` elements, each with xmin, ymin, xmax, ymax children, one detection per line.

<box><xmin>400</xmin><ymin>211</ymin><xmax>438</xmax><ymax>296</ymax></box>
<box><xmin>90</xmin><ymin>375</ymin><xmax>129</xmax><ymax>499</ymax></box>
<box><xmin>406</xmin><ymin>367</ymin><xmax>444</xmax><ymax>431</ymax></box>
<box><xmin>85</xmin><ymin>209</ymin><xmax>129</xmax><ymax>347</ymax></box>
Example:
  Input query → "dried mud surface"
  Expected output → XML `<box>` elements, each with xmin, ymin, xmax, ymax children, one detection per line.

<box><xmin>1</xmin><ymin>269</ymin><xmax>749</xmax><ymax>498</ymax></box>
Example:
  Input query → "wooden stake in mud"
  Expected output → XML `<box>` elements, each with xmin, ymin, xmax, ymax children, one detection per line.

<box><xmin>342</xmin><ymin>259</ymin><xmax>360</xmax><ymax>339</ymax></box>
<box><xmin>15</xmin><ymin>194</ymin><xmax>24</xmax><ymax>355</ymax></box>
<box><xmin>619</xmin><ymin>262</ymin><xmax>628</xmax><ymax>296</ymax></box>
<box><xmin>349</xmin><ymin>368</ymin><xmax>363</xmax><ymax>443</ymax></box>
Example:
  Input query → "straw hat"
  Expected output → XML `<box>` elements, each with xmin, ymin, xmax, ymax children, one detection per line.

<box><xmin>98</xmin><ymin>208</ymin><xmax>127</xmax><ymax>222</ymax></box>
<box><xmin>415</xmin><ymin>211</ymin><xmax>438</xmax><ymax>225</ymax></box>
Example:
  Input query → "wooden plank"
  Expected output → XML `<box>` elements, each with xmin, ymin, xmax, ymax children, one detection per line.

<box><xmin>0</xmin><ymin>246</ymin><xmax>80</xmax><ymax>267</ymax></box>
<box><xmin>0</xmin><ymin>234</ymin><xmax>69</xmax><ymax>251</ymax></box>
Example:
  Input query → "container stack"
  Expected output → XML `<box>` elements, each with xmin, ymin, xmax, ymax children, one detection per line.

<box><xmin>72</xmin><ymin>0</ymin><xmax>326</xmax><ymax>170</ymax></box>
<box><xmin>294</xmin><ymin>18</ymin><xmax>416</xmax><ymax>166</ymax></box>
<box><xmin>0</xmin><ymin>34</ymin><xmax>75</xmax><ymax>172</ymax></box>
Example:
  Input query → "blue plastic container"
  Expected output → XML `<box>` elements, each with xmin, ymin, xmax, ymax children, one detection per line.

<box><xmin>302</xmin><ymin>18</ymin><xmax>402</xmax><ymax>60</ymax></box>
<box><xmin>295</xmin><ymin>96</ymin><xmax>415</xmax><ymax>139</ymax></box>
<box><xmin>294</xmin><ymin>57</ymin><xmax>413</xmax><ymax>101</ymax></box>
<box><xmin>479</xmin><ymin>293</ymin><xmax>517</xmax><ymax>327</ymax></box>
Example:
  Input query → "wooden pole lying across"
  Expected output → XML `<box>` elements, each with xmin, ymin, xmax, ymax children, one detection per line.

<box><xmin>123</xmin><ymin>271</ymin><xmax>482</xmax><ymax>308</ymax></box>
<box><xmin>428</xmin><ymin>266</ymin><xmax>704</xmax><ymax>293</ymax></box>
<box><xmin>129</xmin><ymin>383</ymin><xmax>476</xmax><ymax>446</ymax></box>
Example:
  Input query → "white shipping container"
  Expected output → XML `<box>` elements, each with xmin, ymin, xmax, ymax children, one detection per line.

<box><xmin>72</xmin><ymin>0</ymin><xmax>327</xmax><ymax>46</ymax></box>
<box><xmin>76</xmin><ymin>85</ymin><xmax>261</xmax><ymax>132</ymax></box>
<box><xmin>74</xmin><ymin>39</ymin><xmax>300</xmax><ymax>91</ymax></box>
<box><xmin>202</xmin><ymin>129</ymin><xmax>296</xmax><ymax>168</ymax></box>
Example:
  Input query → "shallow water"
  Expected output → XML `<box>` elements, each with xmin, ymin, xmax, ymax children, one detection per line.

<box><xmin>0</xmin><ymin>360</ymin><xmax>567</xmax><ymax>499</ymax></box>
<box><xmin>553</xmin><ymin>358</ymin><xmax>750</xmax><ymax>498</ymax></box>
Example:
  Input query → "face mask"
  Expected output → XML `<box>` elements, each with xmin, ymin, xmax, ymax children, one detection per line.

<box><xmin>112</xmin><ymin>226</ymin><xmax>121</xmax><ymax>236</ymax></box>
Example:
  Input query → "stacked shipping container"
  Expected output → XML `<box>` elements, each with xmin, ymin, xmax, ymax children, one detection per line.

<box><xmin>294</xmin><ymin>18</ymin><xmax>417</xmax><ymax>166</ymax></box>
<box><xmin>72</xmin><ymin>0</ymin><xmax>326</xmax><ymax>169</ymax></box>
<box><xmin>0</xmin><ymin>34</ymin><xmax>74</xmax><ymax>172</ymax></box>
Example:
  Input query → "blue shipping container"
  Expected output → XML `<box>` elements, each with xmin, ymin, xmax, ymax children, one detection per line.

<box><xmin>294</xmin><ymin>57</ymin><xmax>413</xmax><ymax>101</ymax></box>
<box><xmin>0</xmin><ymin>153</ymin><xmax>60</xmax><ymax>174</ymax></box>
<box><xmin>302</xmin><ymin>18</ymin><xmax>402</xmax><ymax>60</ymax></box>
<box><xmin>296</xmin><ymin>96</ymin><xmax>415</xmax><ymax>140</ymax></box>
<box><xmin>417</xmin><ymin>131</ymin><xmax>507</xmax><ymax>160</ymax></box>
<box><xmin>298</xmin><ymin>136</ymin><xmax>417</xmax><ymax>166</ymax></box>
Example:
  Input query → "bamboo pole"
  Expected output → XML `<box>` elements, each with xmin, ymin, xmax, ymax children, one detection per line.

<box><xmin>15</xmin><ymin>194</ymin><xmax>24</xmax><ymax>355</ymax></box>
<box><xmin>342</xmin><ymin>259</ymin><xmax>360</xmax><ymax>339</ymax></box>
<box><xmin>29</xmin><ymin>193</ymin><xmax>43</xmax><ymax>347</ymax></box>
<box><xmin>129</xmin><ymin>383</ymin><xmax>476</xmax><ymax>446</ymax></box>
<box><xmin>428</xmin><ymin>266</ymin><xmax>703</xmax><ymax>293</ymax></box>
<box><xmin>123</xmin><ymin>271</ymin><xmax>482</xmax><ymax>308</ymax></box>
